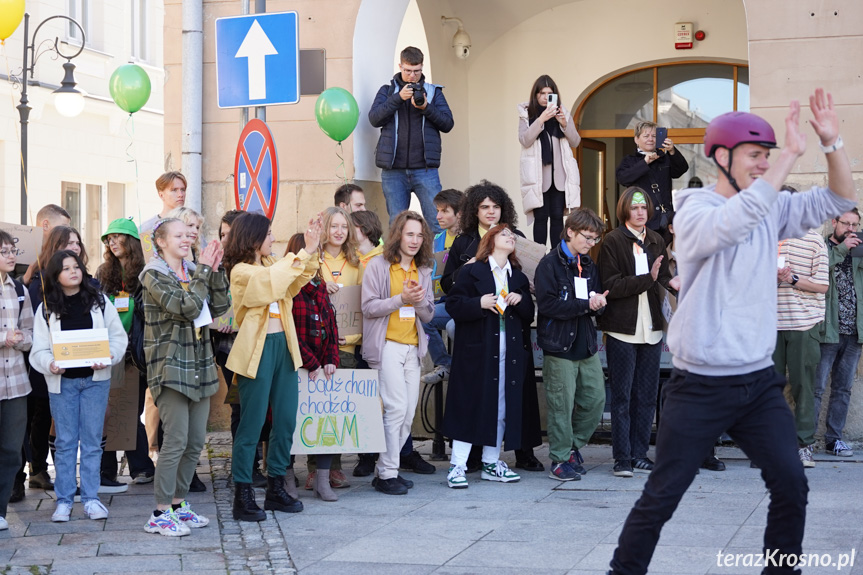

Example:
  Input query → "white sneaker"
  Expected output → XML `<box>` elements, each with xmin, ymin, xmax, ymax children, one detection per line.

<box><xmin>84</xmin><ymin>500</ymin><xmax>109</xmax><ymax>520</ymax></box>
<box><xmin>798</xmin><ymin>446</ymin><xmax>815</xmax><ymax>468</ymax></box>
<box><xmin>480</xmin><ymin>461</ymin><xmax>521</xmax><ymax>483</ymax></box>
<box><xmin>421</xmin><ymin>365</ymin><xmax>449</xmax><ymax>385</ymax></box>
<box><xmin>174</xmin><ymin>501</ymin><xmax>209</xmax><ymax>528</ymax></box>
<box><xmin>144</xmin><ymin>509</ymin><xmax>191</xmax><ymax>537</ymax></box>
<box><xmin>446</xmin><ymin>464</ymin><xmax>468</xmax><ymax>489</ymax></box>
<box><xmin>52</xmin><ymin>502</ymin><xmax>73</xmax><ymax>522</ymax></box>
<box><xmin>0</xmin><ymin>516</ymin><xmax>8</xmax><ymax>530</ymax></box>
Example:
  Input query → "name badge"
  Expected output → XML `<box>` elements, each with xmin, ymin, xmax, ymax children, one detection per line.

<box><xmin>268</xmin><ymin>301</ymin><xmax>281</xmax><ymax>316</ymax></box>
<box><xmin>113</xmin><ymin>290</ymin><xmax>130</xmax><ymax>312</ymax></box>
<box><xmin>777</xmin><ymin>256</ymin><xmax>786</xmax><ymax>269</ymax></box>
<box><xmin>635</xmin><ymin>253</ymin><xmax>649</xmax><ymax>275</ymax></box>
<box><xmin>337</xmin><ymin>283</ymin><xmax>344</xmax><ymax>288</ymax></box>
<box><xmin>495</xmin><ymin>288</ymin><xmax>509</xmax><ymax>315</ymax></box>
<box><xmin>399</xmin><ymin>306</ymin><xmax>416</xmax><ymax>321</ymax></box>
<box><xmin>574</xmin><ymin>277</ymin><xmax>589</xmax><ymax>300</ymax></box>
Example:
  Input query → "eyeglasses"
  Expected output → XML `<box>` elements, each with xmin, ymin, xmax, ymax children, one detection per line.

<box><xmin>401</xmin><ymin>66</ymin><xmax>423</xmax><ymax>77</ymax></box>
<box><xmin>579</xmin><ymin>231</ymin><xmax>601</xmax><ymax>245</ymax></box>
<box><xmin>838</xmin><ymin>220</ymin><xmax>860</xmax><ymax>229</ymax></box>
<box><xmin>0</xmin><ymin>248</ymin><xmax>20</xmax><ymax>258</ymax></box>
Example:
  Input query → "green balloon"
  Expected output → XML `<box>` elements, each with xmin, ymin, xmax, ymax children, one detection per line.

<box><xmin>109</xmin><ymin>64</ymin><xmax>152</xmax><ymax>114</ymax></box>
<box><xmin>315</xmin><ymin>88</ymin><xmax>359</xmax><ymax>143</ymax></box>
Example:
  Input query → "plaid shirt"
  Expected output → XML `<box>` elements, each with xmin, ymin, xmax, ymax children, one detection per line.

<box><xmin>141</xmin><ymin>259</ymin><xmax>230</xmax><ymax>401</ymax></box>
<box><xmin>292</xmin><ymin>280</ymin><xmax>340</xmax><ymax>371</ymax></box>
<box><xmin>0</xmin><ymin>273</ymin><xmax>33</xmax><ymax>400</ymax></box>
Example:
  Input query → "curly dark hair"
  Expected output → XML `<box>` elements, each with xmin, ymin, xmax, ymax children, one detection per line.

<box><xmin>458</xmin><ymin>180</ymin><xmax>518</xmax><ymax>234</ymax></box>
<box><xmin>42</xmin><ymin>250</ymin><xmax>105</xmax><ymax>318</ymax></box>
<box><xmin>38</xmin><ymin>226</ymin><xmax>88</xmax><ymax>271</ymax></box>
<box><xmin>223</xmin><ymin>212</ymin><xmax>271</xmax><ymax>278</ymax></box>
<box><xmin>96</xmin><ymin>233</ymin><xmax>145</xmax><ymax>295</ymax></box>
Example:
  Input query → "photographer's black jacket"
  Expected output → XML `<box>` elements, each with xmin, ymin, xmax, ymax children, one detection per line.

<box><xmin>535</xmin><ymin>243</ymin><xmax>603</xmax><ymax>356</ymax></box>
<box><xmin>368</xmin><ymin>73</ymin><xmax>454</xmax><ymax>170</ymax></box>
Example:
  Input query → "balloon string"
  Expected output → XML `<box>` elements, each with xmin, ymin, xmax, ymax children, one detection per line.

<box><xmin>335</xmin><ymin>141</ymin><xmax>348</xmax><ymax>187</ymax></box>
<box><xmin>3</xmin><ymin>40</ymin><xmax>34</xmax><ymax>227</ymax></box>
<box><xmin>124</xmin><ymin>114</ymin><xmax>142</xmax><ymax>227</ymax></box>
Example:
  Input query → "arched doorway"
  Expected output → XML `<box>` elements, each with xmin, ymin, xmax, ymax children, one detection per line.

<box><xmin>573</xmin><ymin>61</ymin><xmax>750</xmax><ymax>227</ymax></box>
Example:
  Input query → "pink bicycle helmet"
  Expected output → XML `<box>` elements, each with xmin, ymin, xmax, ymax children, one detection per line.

<box><xmin>704</xmin><ymin>111</ymin><xmax>777</xmax><ymax>158</ymax></box>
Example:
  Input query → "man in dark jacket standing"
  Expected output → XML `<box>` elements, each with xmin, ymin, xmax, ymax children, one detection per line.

<box><xmin>616</xmin><ymin>121</ymin><xmax>688</xmax><ymax>242</ymax></box>
<box><xmin>536</xmin><ymin>208</ymin><xmax>608</xmax><ymax>482</ymax></box>
<box><xmin>368</xmin><ymin>46</ymin><xmax>454</xmax><ymax>235</ymax></box>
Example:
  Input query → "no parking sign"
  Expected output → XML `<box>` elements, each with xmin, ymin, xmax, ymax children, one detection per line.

<box><xmin>234</xmin><ymin>118</ymin><xmax>279</xmax><ymax>219</ymax></box>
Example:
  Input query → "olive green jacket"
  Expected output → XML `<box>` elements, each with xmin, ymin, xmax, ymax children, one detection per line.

<box><xmin>816</xmin><ymin>237</ymin><xmax>863</xmax><ymax>345</ymax></box>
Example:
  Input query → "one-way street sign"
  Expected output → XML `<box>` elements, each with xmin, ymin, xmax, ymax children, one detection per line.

<box><xmin>215</xmin><ymin>12</ymin><xmax>300</xmax><ymax>108</ymax></box>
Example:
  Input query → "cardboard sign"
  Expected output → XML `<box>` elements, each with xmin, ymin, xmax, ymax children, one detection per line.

<box><xmin>329</xmin><ymin>285</ymin><xmax>363</xmax><ymax>337</ymax></box>
<box><xmin>432</xmin><ymin>250</ymin><xmax>448</xmax><ymax>300</ymax></box>
<box><xmin>105</xmin><ymin>361</ymin><xmax>140</xmax><ymax>451</ymax></box>
<box><xmin>514</xmin><ymin>236</ymin><xmax>547</xmax><ymax>283</ymax></box>
<box><xmin>211</xmin><ymin>306</ymin><xmax>236</xmax><ymax>332</ymax></box>
<box><xmin>141</xmin><ymin>231</ymin><xmax>155</xmax><ymax>262</ymax></box>
<box><xmin>0</xmin><ymin>222</ymin><xmax>41</xmax><ymax>265</ymax></box>
<box><xmin>292</xmin><ymin>368</ymin><xmax>386</xmax><ymax>454</ymax></box>
<box><xmin>52</xmin><ymin>328</ymin><xmax>111</xmax><ymax>368</ymax></box>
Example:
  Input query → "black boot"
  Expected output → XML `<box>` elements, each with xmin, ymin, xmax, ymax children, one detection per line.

<box><xmin>264</xmin><ymin>475</ymin><xmax>303</xmax><ymax>513</ymax></box>
<box><xmin>232</xmin><ymin>482</ymin><xmax>266</xmax><ymax>522</ymax></box>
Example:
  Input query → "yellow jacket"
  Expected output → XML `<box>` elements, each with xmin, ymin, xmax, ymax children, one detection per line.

<box><xmin>226</xmin><ymin>250</ymin><xmax>319</xmax><ymax>379</ymax></box>
<box><xmin>358</xmin><ymin>244</ymin><xmax>385</xmax><ymax>269</ymax></box>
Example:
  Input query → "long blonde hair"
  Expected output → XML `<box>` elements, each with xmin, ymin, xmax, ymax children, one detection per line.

<box><xmin>321</xmin><ymin>206</ymin><xmax>359</xmax><ymax>267</ymax></box>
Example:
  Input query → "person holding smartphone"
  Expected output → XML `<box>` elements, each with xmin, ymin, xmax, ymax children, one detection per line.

<box><xmin>616</xmin><ymin>121</ymin><xmax>689</xmax><ymax>244</ymax></box>
<box><xmin>518</xmin><ymin>75</ymin><xmax>582</xmax><ymax>248</ymax></box>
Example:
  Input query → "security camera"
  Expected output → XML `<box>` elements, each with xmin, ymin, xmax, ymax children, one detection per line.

<box><xmin>442</xmin><ymin>17</ymin><xmax>471</xmax><ymax>60</ymax></box>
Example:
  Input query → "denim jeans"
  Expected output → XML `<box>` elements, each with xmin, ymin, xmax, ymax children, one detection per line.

<box><xmin>611</xmin><ymin>367</ymin><xmax>808</xmax><ymax>575</ymax></box>
<box><xmin>422</xmin><ymin>302</ymin><xmax>452</xmax><ymax>369</ymax></box>
<box><xmin>49</xmin><ymin>375</ymin><xmax>111</xmax><ymax>506</ymax></box>
<box><xmin>380</xmin><ymin>168</ymin><xmax>443</xmax><ymax>235</ymax></box>
<box><xmin>813</xmin><ymin>335</ymin><xmax>862</xmax><ymax>443</ymax></box>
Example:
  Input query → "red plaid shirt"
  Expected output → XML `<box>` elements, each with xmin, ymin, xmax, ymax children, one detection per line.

<box><xmin>291</xmin><ymin>280</ymin><xmax>340</xmax><ymax>371</ymax></box>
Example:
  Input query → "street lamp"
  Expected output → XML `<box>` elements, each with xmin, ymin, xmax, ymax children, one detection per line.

<box><xmin>15</xmin><ymin>13</ymin><xmax>86</xmax><ymax>225</ymax></box>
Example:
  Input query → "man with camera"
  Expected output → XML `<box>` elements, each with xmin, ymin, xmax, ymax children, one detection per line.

<box><xmin>369</xmin><ymin>46</ymin><xmax>454</xmax><ymax>235</ymax></box>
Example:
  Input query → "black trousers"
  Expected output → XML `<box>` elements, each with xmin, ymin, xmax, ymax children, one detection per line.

<box><xmin>16</xmin><ymin>394</ymin><xmax>53</xmax><ymax>484</ymax></box>
<box><xmin>606</xmin><ymin>337</ymin><xmax>661</xmax><ymax>462</ymax></box>
<box><xmin>532</xmin><ymin>185</ymin><xmax>565</xmax><ymax>248</ymax></box>
<box><xmin>610</xmin><ymin>367</ymin><xmax>808</xmax><ymax>575</ymax></box>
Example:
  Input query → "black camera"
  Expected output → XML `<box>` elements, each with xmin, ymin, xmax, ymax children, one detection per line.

<box><xmin>408</xmin><ymin>82</ymin><xmax>425</xmax><ymax>106</ymax></box>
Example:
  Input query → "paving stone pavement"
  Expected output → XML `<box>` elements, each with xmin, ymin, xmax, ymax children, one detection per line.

<box><xmin>3</xmin><ymin>434</ymin><xmax>863</xmax><ymax>574</ymax></box>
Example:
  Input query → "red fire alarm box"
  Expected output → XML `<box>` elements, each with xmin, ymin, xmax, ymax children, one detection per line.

<box><xmin>675</xmin><ymin>22</ymin><xmax>693</xmax><ymax>49</ymax></box>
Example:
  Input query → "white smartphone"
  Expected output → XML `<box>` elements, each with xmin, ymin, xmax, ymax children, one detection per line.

<box><xmin>546</xmin><ymin>93</ymin><xmax>558</xmax><ymax>108</ymax></box>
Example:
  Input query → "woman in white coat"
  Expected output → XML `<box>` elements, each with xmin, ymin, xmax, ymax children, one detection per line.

<box><xmin>30</xmin><ymin>250</ymin><xmax>127</xmax><ymax>523</ymax></box>
<box><xmin>518</xmin><ymin>74</ymin><xmax>582</xmax><ymax>248</ymax></box>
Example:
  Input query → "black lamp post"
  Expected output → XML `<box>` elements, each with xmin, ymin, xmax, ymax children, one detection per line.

<box><xmin>16</xmin><ymin>13</ymin><xmax>86</xmax><ymax>225</ymax></box>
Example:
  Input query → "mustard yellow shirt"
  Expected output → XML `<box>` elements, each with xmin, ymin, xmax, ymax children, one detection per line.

<box><xmin>478</xmin><ymin>226</ymin><xmax>489</xmax><ymax>239</ymax></box>
<box><xmin>358</xmin><ymin>244</ymin><xmax>384</xmax><ymax>269</ymax></box>
<box><xmin>444</xmin><ymin>230</ymin><xmax>457</xmax><ymax>249</ymax></box>
<box><xmin>321</xmin><ymin>250</ymin><xmax>363</xmax><ymax>353</ymax></box>
<box><xmin>385</xmin><ymin>260</ymin><xmax>419</xmax><ymax>346</ymax></box>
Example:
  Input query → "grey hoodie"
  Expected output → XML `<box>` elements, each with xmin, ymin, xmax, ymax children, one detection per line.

<box><xmin>668</xmin><ymin>178</ymin><xmax>855</xmax><ymax>376</ymax></box>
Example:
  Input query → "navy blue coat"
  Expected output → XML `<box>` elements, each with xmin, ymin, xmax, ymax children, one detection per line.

<box><xmin>368</xmin><ymin>75</ymin><xmax>454</xmax><ymax>170</ymax></box>
<box><xmin>442</xmin><ymin>260</ymin><xmax>535</xmax><ymax>450</ymax></box>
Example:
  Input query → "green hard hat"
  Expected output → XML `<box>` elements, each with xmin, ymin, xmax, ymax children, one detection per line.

<box><xmin>101</xmin><ymin>217</ymin><xmax>140</xmax><ymax>241</ymax></box>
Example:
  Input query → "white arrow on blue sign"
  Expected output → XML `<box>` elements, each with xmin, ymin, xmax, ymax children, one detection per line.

<box><xmin>215</xmin><ymin>11</ymin><xmax>300</xmax><ymax>108</ymax></box>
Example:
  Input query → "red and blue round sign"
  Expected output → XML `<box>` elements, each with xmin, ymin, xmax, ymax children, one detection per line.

<box><xmin>234</xmin><ymin>118</ymin><xmax>279</xmax><ymax>219</ymax></box>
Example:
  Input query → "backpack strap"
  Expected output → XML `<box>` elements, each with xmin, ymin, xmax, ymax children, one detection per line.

<box><xmin>12</xmin><ymin>278</ymin><xmax>25</xmax><ymax>319</ymax></box>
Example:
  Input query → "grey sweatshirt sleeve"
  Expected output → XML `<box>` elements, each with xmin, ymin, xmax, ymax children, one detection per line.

<box><xmin>775</xmin><ymin>187</ymin><xmax>857</xmax><ymax>241</ymax></box>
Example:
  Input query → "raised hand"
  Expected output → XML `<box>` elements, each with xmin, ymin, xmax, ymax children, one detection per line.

<box><xmin>198</xmin><ymin>240</ymin><xmax>219</xmax><ymax>268</ymax></box>
<box><xmin>809</xmin><ymin>88</ymin><xmax>839</xmax><ymax>147</ymax></box>
<box><xmin>650</xmin><ymin>255</ymin><xmax>664</xmax><ymax>281</ymax></box>
<box><xmin>783</xmin><ymin>100</ymin><xmax>807</xmax><ymax>158</ymax></box>
<box><xmin>304</xmin><ymin>214</ymin><xmax>323</xmax><ymax>252</ymax></box>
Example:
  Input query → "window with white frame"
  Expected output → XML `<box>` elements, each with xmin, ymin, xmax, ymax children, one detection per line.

<box><xmin>66</xmin><ymin>0</ymin><xmax>90</xmax><ymax>45</ymax></box>
<box><xmin>131</xmin><ymin>0</ymin><xmax>148</xmax><ymax>62</ymax></box>
<box><xmin>62</xmin><ymin>181</ymin><xmax>81</xmax><ymax>230</ymax></box>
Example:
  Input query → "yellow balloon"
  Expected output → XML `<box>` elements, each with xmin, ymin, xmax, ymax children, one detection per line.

<box><xmin>0</xmin><ymin>0</ymin><xmax>24</xmax><ymax>41</ymax></box>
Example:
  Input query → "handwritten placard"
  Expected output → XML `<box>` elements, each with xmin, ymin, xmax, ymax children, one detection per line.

<box><xmin>211</xmin><ymin>306</ymin><xmax>236</xmax><ymax>332</ymax></box>
<box><xmin>0</xmin><ymin>222</ymin><xmax>41</xmax><ymax>265</ymax></box>
<box><xmin>292</xmin><ymin>368</ymin><xmax>386</xmax><ymax>454</ymax></box>
<box><xmin>514</xmin><ymin>235</ymin><xmax>547</xmax><ymax>283</ymax></box>
<box><xmin>432</xmin><ymin>250</ymin><xmax>448</xmax><ymax>300</ymax></box>
<box><xmin>329</xmin><ymin>285</ymin><xmax>363</xmax><ymax>337</ymax></box>
<box><xmin>141</xmin><ymin>231</ymin><xmax>155</xmax><ymax>262</ymax></box>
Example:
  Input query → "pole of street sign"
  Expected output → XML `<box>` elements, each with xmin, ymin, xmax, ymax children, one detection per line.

<box><xmin>255</xmin><ymin>0</ymin><xmax>266</xmax><ymax>122</ymax></box>
<box><xmin>241</xmin><ymin>0</ymin><xmax>249</xmax><ymax>127</ymax></box>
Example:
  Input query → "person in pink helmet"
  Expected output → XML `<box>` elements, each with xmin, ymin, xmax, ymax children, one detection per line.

<box><xmin>608</xmin><ymin>89</ymin><xmax>856</xmax><ymax>575</ymax></box>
